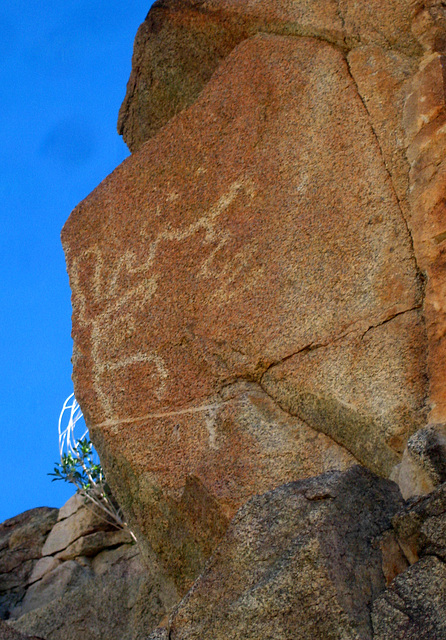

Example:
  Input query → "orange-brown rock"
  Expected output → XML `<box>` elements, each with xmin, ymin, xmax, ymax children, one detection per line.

<box><xmin>403</xmin><ymin>49</ymin><xmax>446</xmax><ymax>427</ymax></box>
<box><xmin>63</xmin><ymin>30</ymin><xmax>427</xmax><ymax>591</ymax></box>
<box><xmin>118</xmin><ymin>0</ymin><xmax>420</xmax><ymax>152</ymax></box>
<box><xmin>347</xmin><ymin>45</ymin><xmax>417</xmax><ymax>218</ymax></box>
<box><xmin>117</xmin><ymin>0</ymin><xmax>251</xmax><ymax>153</ymax></box>
<box><xmin>117</xmin><ymin>0</ymin><xmax>446</xmax><ymax>458</ymax></box>
<box><xmin>262</xmin><ymin>310</ymin><xmax>427</xmax><ymax>476</ymax></box>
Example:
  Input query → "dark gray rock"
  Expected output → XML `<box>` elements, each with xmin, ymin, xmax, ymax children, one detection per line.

<box><xmin>0</xmin><ymin>619</ymin><xmax>44</xmax><ymax>639</ymax></box>
<box><xmin>393</xmin><ymin>479</ymin><xmax>446</xmax><ymax>563</ymax></box>
<box><xmin>166</xmin><ymin>466</ymin><xmax>403</xmax><ymax>640</ymax></box>
<box><xmin>371</xmin><ymin>479</ymin><xmax>446</xmax><ymax>638</ymax></box>
<box><xmin>147</xmin><ymin>629</ymin><xmax>168</xmax><ymax>640</ymax></box>
<box><xmin>372</xmin><ymin>556</ymin><xmax>446</xmax><ymax>639</ymax></box>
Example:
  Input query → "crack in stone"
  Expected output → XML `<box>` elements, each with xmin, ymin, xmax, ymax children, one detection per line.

<box><xmin>360</xmin><ymin>305</ymin><xmax>423</xmax><ymax>340</ymax></box>
<box><xmin>252</xmin><ymin>305</ymin><xmax>423</xmax><ymax>465</ymax></box>
<box><xmin>344</xmin><ymin>56</ymin><xmax>423</xmax><ymax>284</ymax></box>
<box><xmin>214</xmin><ymin>376</ymin><xmax>362</xmax><ymax>466</ymax></box>
<box><xmin>254</xmin><ymin>376</ymin><xmax>361</xmax><ymax>464</ymax></box>
<box><xmin>258</xmin><ymin>305</ymin><xmax>422</xmax><ymax>386</ymax></box>
<box><xmin>334</xmin><ymin>0</ymin><xmax>348</xmax><ymax>48</ymax></box>
<box><xmin>344</xmin><ymin>53</ymin><xmax>431</xmax><ymax>425</ymax></box>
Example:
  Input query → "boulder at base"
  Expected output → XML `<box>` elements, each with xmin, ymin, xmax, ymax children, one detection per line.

<box><xmin>165</xmin><ymin>466</ymin><xmax>403</xmax><ymax>640</ymax></box>
<box><xmin>370</xmin><ymin>476</ymin><xmax>446</xmax><ymax>638</ymax></box>
<box><xmin>372</xmin><ymin>556</ymin><xmax>446</xmax><ymax>639</ymax></box>
<box><xmin>0</xmin><ymin>509</ymin><xmax>58</xmax><ymax>619</ymax></box>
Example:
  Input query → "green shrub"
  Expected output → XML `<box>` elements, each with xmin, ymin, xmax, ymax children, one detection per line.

<box><xmin>50</xmin><ymin>394</ymin><xmax>135</xmax><ymax>540</ymax></box>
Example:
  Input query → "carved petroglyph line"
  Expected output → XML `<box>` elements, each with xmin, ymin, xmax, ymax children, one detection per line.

<box><xmin>73</xmin><ymin>179</ymin><xmax>252</xmax><ymax>325</ymax></box>
<box><xmin>204</xmin><ymin>404</ymin><xmax>220</xmax><ymax>450</ymax></box>
<box><xmin>98</xmin><ymin>402</ymin><xmax>229</xmax><ymax>426</ymax></box>
<box><xmin>70</xmin><ymin>247</ymin><xmax>159</xmax><ymax>325</ymax></box>
<box><xmin>96</xmin><ymin>400</ymin><xmax>232</xmax><ymax>449</ymax></box>
<box><xmin>70</xmin><ymin>246</ymin><xmax>102</xmax><ymax>324</ymax></box>
<box><xmin>108</xmin><ymin>279</ymin><xmax>159</xmax><ymax>315</ymax></box>
<box><xmin>105</xmin><ymin>249</ymin><xmax>159</xmax><ymax>300</ymax></box>
<box><xmin>146</xmin><ymin>179</ymin><xmax>252</xmax><ymax>284</ymax></box>
<box><xmin>72</xmin><ymin>180</ymin><xmax>254</xmax><ymax>417</ymax></box>
<box><xmin>98</xmin><ymin>352</ymin><xmax>169</xmax><ymax>401</ymax></box>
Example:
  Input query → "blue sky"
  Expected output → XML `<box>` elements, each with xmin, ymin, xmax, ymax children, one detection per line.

<box><xmin>0</xmin><ymin>1</ymin><xmax>153</xmax><ymax>522</ymax></box>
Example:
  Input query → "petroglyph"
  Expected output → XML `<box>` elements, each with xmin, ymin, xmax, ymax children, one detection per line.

<box><xmin>96</xmin><ymin>401</ymin><xmax>232</xmax><ymax>435</ymax></box>
<box><xmin>71</xmin><ymin>180</ymin><xmax>255</xmax><ymax>418</ymax></box>
<box><xmin>98</xmin><ymin>352</ymin><xmax>168</xmax><ymax>400</ymax></box>
<box><xmin>204</xmin><ymin>404</ymin><xmax>220</xmax><ymax>450</ymax></box>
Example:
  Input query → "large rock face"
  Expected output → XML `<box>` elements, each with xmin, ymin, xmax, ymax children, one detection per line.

<box><xmin>62</xmin><ymin>26</ymin><xmax>429</xmax><ymax>590</ymax></box>
<box><xmin>60</xmin><ymin>0</ymin><xmax>446</xmax><ymax>593</ymax></box>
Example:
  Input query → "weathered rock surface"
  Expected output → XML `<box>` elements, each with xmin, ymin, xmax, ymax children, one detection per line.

<box><xmin>0</xmin><ymin>620</ymin><xmax>43</xmax><ymax>640</ymax></box>
<box><xmin>10</xmin><ymin>545</ymin><xmax>164</xmax><ymax>640</ymax></box>
<box><xmin>1</xmin><ymin>495</ymin><xmax>175</xmax><ymax>640</ymax></box>
<box><xmin>56</xmin><ymin>0</ymin><xmax>446</xmax><ymax>635</ymax></box>
<box><xmin>161</xmin><ymin>467</ymin><xmax>403</xmax><ymax>640</ymax></box>
<box><xmin>117</xmin><ymin>0</ymin><xmax>446</xmax><ymax>501</ymax></box>
<box><xmin>347</xmin><ymin>44</ymin><xmax>416</xmax><ymax>219</ymax></box>
<box><xmin>0</xmin><ymin>509</ymin><xmax>58</xmax><ymax>619</ymax></box>
<box><xmin>403</xmin><ymin>42</ymin><xmax>446</xmax><ymax>428</ymax></box>
<box><xmin>12</xmin><ymin>561</ymin><xmax>91</xmax><ymax>619</ymax></box>
<box><xmin>372</xmin><ymin>556</ymin><xmax>446</xmax><ymax>639</ymax></box>
<box><xmin>63</xmin><ymin>30</ymin><xmax>427</xmax><ymax>591</ymax></box>
<box><xmin>370</xmin><ymin>477</ymin><xmax>446</xmax><ymax>638</ymax></box>
<box><xmin>117</xmin><ymin>0</ymin><xmax>251</xmax><ymax>152</ymax></box>
<box><xmin>41</xmin><ymin>494</ymin><xmax>116</xmax><ymax>558</ymax></box>
<box><xmin>392</xmin><ymin>424</ymin><xmax>446</xmax><ymax>499</ymax></box>
<box><xmin>118</xmin><ymin>0</ymin><xmax>421</xmax><ymax>152</ymax></box>
<box><xmin>262</xmin><ymin>310</ymin><xmax>427</xmax><ymax>475</ymax></box>
<box><xmin>392</xmin><ymin>477</ymin><xmax>446</xmax><ymax>563</ymax></box>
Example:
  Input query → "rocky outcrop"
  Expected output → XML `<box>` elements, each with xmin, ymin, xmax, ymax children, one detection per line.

<box><xmin>62</xmin><ymin>1</ymin><xmax>434</xmax><ymax>591</ymax></box>
<box><xmin>5</xmin><ymin>470</ymin><xmax>446</xmax><ymax>639</ymax></box>
<box><xmin>392</xmin><ymin>424</ymin><xmax>446</xmax><ymax>498</ymax></box>
<box><xmin>9</xmin><ymin>545</ymin><xmax>164</xmax><ymax>640</ymax></box>
<box><xmin>119</xmin><ymin>3</ymin><xmax>446</xmax><ymax>448</ymax></box>
<box><xmin>118</xmin><ymin>0</ymin><xmax>421</xmax><ymax>153</ymax></box>
<box><xmin>392</xmin><ymin>476</ymin><xmax>446</xmax><ymax>564</ymax></box>
<box><xmin>1</xmin><ymin>494</ymin><xmax>174</xmax><ymax>640</ymax></box>
<box><xmin>0</xmin><ymin>509</ymin><xmax>58</xmax><ymax>619</ymax></box>
<box><xmin>146</xmin><ymin>471</ymin><xmax>446</xmax><ymax>640</ymax></box>
<box><xmin>58</xmin><ymin>0</ymin><xmax>446</xmax><ymax>634</ymax></box>
<box><xmin>161</xmin><ymin>467</ymin><xmax>403</xmax><ymax>640</ymax></box>
<box><xmin>404</xmin><ymin>36</ymin><xmax>446</xmax><ymax>431</ymax></box>
<box><xmin>371</xmin><ymin>478</ymin><xmax>446</xmax><ymax>638</ymax></box>
<box><xmin>372</xmin><ymin>556</ymin><xmax>446</xmax><ymax>639</ymax></box>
